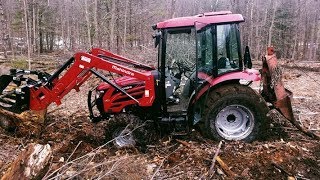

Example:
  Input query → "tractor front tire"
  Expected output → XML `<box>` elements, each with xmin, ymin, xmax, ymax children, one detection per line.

<box><xmin>201</xmin><ymin>84</ymin><xmax>269</xmax><ymax>142</ymax></box>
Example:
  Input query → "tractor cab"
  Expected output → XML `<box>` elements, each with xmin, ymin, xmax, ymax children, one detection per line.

<box><xmin>154</xmin><ymin>11</ymin><xmax>246</xmax><ymax>119</ymax></box>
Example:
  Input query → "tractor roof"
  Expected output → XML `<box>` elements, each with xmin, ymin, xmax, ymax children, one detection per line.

<box><xmin>155</xmin><ymin>11</ymin><xmax>244</xmax><ymax>29</ymax></box>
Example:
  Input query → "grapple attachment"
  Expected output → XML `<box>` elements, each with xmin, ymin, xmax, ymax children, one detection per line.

<box><xmin>0</xmin><ymin>69</ymin><xmax>49</xmax><ymax>135</ymax></box>
<box><xmin>261</xmin><ymin>47</ymin><xmax>319</xmax><ymax>140</ymax></box>
<box><xmin>261</xmin><ymin>47</ymin><xmax>294</xmax><ymax>121</ymax></box>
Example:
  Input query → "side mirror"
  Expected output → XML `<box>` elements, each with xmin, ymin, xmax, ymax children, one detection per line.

<box><xmin>244</xmin><ymin>46</ymin><xmax>252</xmax><ymax>69</ymax></box>
<box><xmin>153</xmin><ymin>31</ymin><xmax>161</xmax><ymax>48</ymax></box>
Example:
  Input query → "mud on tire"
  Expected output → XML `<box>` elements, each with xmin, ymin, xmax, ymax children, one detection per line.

<box><xmin>200</xmin><ymin>84</ymin><xmax>269</xmax><ymax>142</ymax></box>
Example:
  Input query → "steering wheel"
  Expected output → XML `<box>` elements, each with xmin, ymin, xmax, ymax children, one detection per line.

<box><xmin>169</xmin><ymin>60</ymin><xmax>194</xmax><ymax>79</ymax></box>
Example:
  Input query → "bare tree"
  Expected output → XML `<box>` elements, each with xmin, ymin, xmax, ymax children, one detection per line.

<box><xmin>85</xmin><ymin>0</ymin><xmax>92</xmax><ymax>49</ymax></box>
<box><xmin>268</xmin><ymin>0</ymin><xmax>277</xmax><ymax>47</ymax></box>
<box><xmin>23</xmin><ymin>0</ymin><xmax>31</xmax><ymax>69</ymax></box>
<box><xmin>0</xmin><ymin>0</ymin><xmax>7</xmax><ymax>58</ymax></box>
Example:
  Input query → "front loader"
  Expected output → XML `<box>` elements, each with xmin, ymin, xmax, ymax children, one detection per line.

<box><xmin>0</xmin><ymin>11</ymin><xmax>303</xmax><ymax>144</ymax></box>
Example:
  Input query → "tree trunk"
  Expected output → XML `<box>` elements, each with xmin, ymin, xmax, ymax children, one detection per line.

<box><xmin>115</xmin><ymin>0</ymin><xmax>120</xmax><ymax>54</ymax></box>
<box><xmin>248</xmin><ymin>0</ymin><xmax>254</xmax><ymax>50</ymax></box>
<box><xmin>307</xmin><ymin>12</ymin><xmax>316</xmax><ymax>61</ymax></box>
<box><xmin>109</xmin><ymin>0</ymin><xmax>116</xmax><ymax>50</ymax></box>
<box><xmin>37</xmin><ymin>7</ymin><xmax>41</xmax><ymax>56</ymax></box>
<box><xmin>49</xmin><ymin>32</ymin><xmax>54</xmax><ymax>52</ymax></box>
<box><xmin>6</xmin><ymin>4</ymin><xmax>15</xmax><ymax>59</ymax></box>
<box><xmin>268</xmin><ymin>0</ymin><xmax>277</xmax><ymax>47</ymax></box>
<box><xmin>45</xmin><ymin>33</ymin><xmax>49</xmax><ymax>51</ymax></box>
<box><xmin>129</xmin><ymin>0</ymin><xmax>133</xmax><ymax>48</ymax></box>
<box><xmin>60</xmin><ymin>0</ymin><xmax>65</xmax><ymax>50</ymax></box>
<box><xmin>23</xmin><ymin>0</ymin><xmax>31</xmax><ymax>70</ymax></box>
<box><xmin>93</xmin><ymin>0</ymin><xmax>101</xmax><ymax>47</ymax></box>
<box><xmin>123</xmin><ymin>0</ymin><xmax>128</xmax><ymax>50</ymax></box>
<box><xmin>291</xmin><ymin>0</ymin><xmax>301</xmax><ymax>61</ymax></box>
<box><xmin>39</xmin><ymin>13</ymin><xmax>43</xmax><ymax>53</ymax></box>
<box><xmin>85</xmin><ymin>0</ymin><xmax>92</xmax><ymax>49</ymax></box>
<box><xmin>313</xmin><ymin>19</ymin><xmax>319</xmax><ymax>61</ymax></box>
<box><xmin>0</xmin><ymin>0</ymin><xmax>7</xmax><ymax>58</ymax></box>
<box><xmin>310</xmin><ymin>12</ymin><xmax>319</xmax><ymax>61</ymax></box>
<box><xmin>170</xmin><ymin>0</ymin><xmax>176</xmax><ymax>18</ymax></box>
<box><xmin>32</xmin><ymin>0</ymin><xmax>36</xmax><ymax>53</ymax></box>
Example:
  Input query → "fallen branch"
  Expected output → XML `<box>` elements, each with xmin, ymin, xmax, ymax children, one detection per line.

<box><xmin>216</xmin><ymin>156</ymin><xmax>237</xmax><ymax>178</ymax></box>
<box><xmin>208</xmin><ymin>141</ymin><xmax>224</xmax><ymax>178</ymax></box>
<box><xmin>43</xmin><ymin>121</ymin><xmax>148</xmax><ymax>179</ymax></box>
<box><xmin>150</xmin><ymin>145</ymin><xmax>183</xmax><ymax>180</ymax></box>
<box><xmin>175</xmin><ymin>139</ymin><xmax>191</xmax><ymax>147</ymax></box>
<box><xmin>199</xmin><ymin>140</ymin><xmax>224</xmax><ymax>179</ymax></box>
<box><xmin>271</xmin><ymin>162</ymin><xmax>295</xmax><ymax>179</ymax></box>
<box><xmin>66</xmin><ymin>141</ymin><xmax>82</xmax><ymax>162</ymax></box>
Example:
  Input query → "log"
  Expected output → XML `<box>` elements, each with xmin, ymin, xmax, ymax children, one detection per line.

<box><xmin>1</xmin><ymin>143</ymin><xmax>52</xmax><ymax>180</ymax></box>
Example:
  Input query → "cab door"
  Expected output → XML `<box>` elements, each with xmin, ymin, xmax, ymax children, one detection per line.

<box><xmin>191</xmin><ymin>23</ymin><xmax>215</xmax><ymax>124</ymax></box>
<box><xmin>192</xmin><ymin>23</ymin><xmax>244</xmax><ymax>125</ymax></box>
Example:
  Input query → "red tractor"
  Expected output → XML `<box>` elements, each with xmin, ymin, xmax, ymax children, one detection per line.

<box><xmin>0</xmin><ymin>11</ymin><xmax>294</xmax><ymax>145</ymax></box>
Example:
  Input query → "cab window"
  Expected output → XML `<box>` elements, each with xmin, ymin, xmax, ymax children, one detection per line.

<box><xmin>216</xmin><ymin>24</ymin><xmax>240</xmax><ymax>74</ymax></box>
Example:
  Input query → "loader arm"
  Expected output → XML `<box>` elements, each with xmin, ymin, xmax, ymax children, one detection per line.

<box><xmin>91</xmin><ymin>48</ymin><xmax>155</xmax><ymax>71</ymax></box>
<box><xmin>28</xmin><ymin>51</ymin><xmax>155</xmax><ymax>111</ymax></box>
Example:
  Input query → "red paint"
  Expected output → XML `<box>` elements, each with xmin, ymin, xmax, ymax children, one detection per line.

<box><xmin>97</xmin><ymin>76</ymin><xmax>143</xmax><ymax>91</ymax></box>
<box><xmin>91</xmin><ymin>48</ymin><xmax>155</xmax><ymax>70</ymax></box>
<box><xmin>29</xmin><ymin>49</ymin><xmax>155</xmax><ymax>112</ymax></box>
<box><xmin>156</xmin><ymin>11</ymin><xmax>244</xmax><ymax>29</ymax></box>
<box><xmin>194</xmin><ymin>70</ymin><xmax>261</xmax><ymax>102</ymax></box>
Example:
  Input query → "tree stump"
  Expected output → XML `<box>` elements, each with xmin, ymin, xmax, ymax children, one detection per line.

<box><xmin>0</xmin><ymin>109</ymin><xmax>46</xmax><ymax>136</ymax></box>
<box><xmin>1</xmin><ymin>143</ymin><xmax>52</xmax><ymax>180</ymax></box>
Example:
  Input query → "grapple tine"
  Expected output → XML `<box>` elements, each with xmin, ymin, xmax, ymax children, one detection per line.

<box><xmin>0</xmin><ymin>75</ymin><xmax>13</xmax><ymax>93</ymax></box>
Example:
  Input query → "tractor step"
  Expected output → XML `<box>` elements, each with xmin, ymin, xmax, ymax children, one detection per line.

<box><xmin>161</xmin><ymin>110</ymin><xmax>187</xmax><ymax>122</ymax></box>
<box><xmin>158</xmin><ymin>111</ymin><xmax>190</xmax><ymax>136</ymax></box>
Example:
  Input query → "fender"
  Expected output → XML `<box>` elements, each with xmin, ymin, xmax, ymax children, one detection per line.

<box><xmin>193</xmin><ymin>69</ymin><xmax>261</xmax><ymax>102</ymax></box>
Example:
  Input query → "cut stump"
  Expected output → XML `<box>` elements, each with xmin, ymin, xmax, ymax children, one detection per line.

<box><xmin>1</xmin><ymin>143</ymin><xmax>52</xmax><ymax>180</ymax></box>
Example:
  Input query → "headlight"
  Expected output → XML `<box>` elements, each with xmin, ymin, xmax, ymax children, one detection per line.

<box><xmin>239</xmin><ymin>79</ymin><xmax>252</xmax><ymax>85</ymax></box>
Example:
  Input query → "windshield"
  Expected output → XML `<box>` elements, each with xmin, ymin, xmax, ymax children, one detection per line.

<box><xmin>165</xmin><ymin>28</ymin><xmax>196</xmax><ymax>76</ymax></box>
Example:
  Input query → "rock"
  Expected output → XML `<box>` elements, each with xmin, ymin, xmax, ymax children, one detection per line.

<box><xmin>1</xmin><ymin>143</ymin><xmax>52</xmax><ymax>180</ymax></box>
<box><xmin>217</xmin><ymin>167</ymin><xmax>225</xmax><ymax>175</ymax></box>
<box><xmin>146</xmin><ymin>163</ymin><xmax>157</xmax><ymax>174</ymax></box>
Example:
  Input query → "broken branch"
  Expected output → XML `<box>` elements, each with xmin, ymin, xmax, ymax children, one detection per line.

<box><xmin>208</xmin><ymin>140</ymin><xmax>224</xmax><ymax>178</ymax></box>
<box><xmin>216</xmin><ymin>156</ymin><xmax>237</xmax><ymax>178</ymax></box>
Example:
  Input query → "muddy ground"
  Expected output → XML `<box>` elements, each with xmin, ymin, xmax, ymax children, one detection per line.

<box><xmin>0</xmin><ymin>56</ymin><xmax>319</xmax><ymax>179</ymax></box>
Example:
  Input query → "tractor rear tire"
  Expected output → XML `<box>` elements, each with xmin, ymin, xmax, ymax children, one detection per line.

<box><xmin>201</xmin><ymin>84</ymin><xmax>269</xmax><ymax>142</ymax></box>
